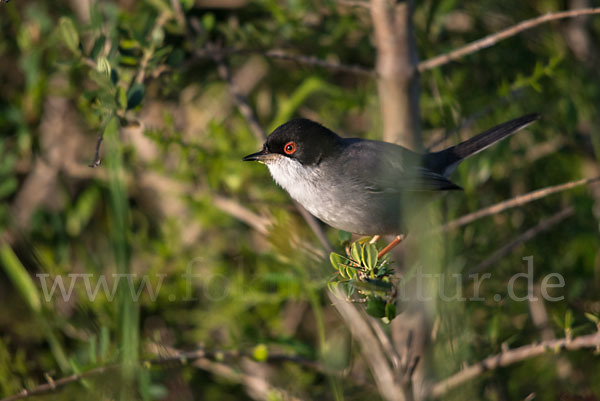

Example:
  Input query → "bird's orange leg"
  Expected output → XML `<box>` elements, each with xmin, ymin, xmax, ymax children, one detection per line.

<box><xmin>377</xmin><ymin>234</ymin><xmax>406</xmax><ymax>259</ymax></box>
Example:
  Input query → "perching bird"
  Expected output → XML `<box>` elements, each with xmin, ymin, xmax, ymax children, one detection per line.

<box><xmin>243</xmin><ymin>114</ymin><xmax>539</xmax><ymax>236</ymax></box>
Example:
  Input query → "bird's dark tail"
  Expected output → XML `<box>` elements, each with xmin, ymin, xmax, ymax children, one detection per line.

<box><xmin>424</xmin><ymin>113</ymin><xmax>539</xmax><ymax>176</ymax></box>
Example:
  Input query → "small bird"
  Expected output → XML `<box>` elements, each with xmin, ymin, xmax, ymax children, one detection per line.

<box><xmin>243</xmin><ymin>114</ymin><xmax>539</xmax><ymax>236</ymax></box>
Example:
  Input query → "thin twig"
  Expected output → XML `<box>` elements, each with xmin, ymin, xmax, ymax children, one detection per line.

<box><xmin>469</xmin><ymin>206</ymin><xmax>574</xmax><ymax>275</ymax></box>
<box><xmin>194</xmin><ymin>8</ymin><xmax>600</xmax><ymax>79</ymax></box>
<box><xmin>418</xmin><ymin>7</ymin><xmax>600</xmax><ymax>72</ymax></box>
<box><xmin>439</xmin><ymin>176</ymin><xmax>600</xmax><ymax>232</ymax></box>
<box><xmin>135</xmin><ymin>12</ymin><xmax>170</xmax><ymax>85</ymax></box>
<box><xmin>197</xmin><ymin>47</ymin><xmax>374</xmax><ymax>77</ymax></box>
<box><xmin>215</xmin><ymin>58</ymin><xmax>266</xmax><ymax>143</ymax></box>
<box><xmin>431</xmin><ymin>331</ymin><xmax>600</xmax><ymax>398</ymax></box>
<box><xmin>0</xmin><ymin>345</ymin><xmax>327</xmax><ymax>401</ymax></box>
<box><xmin>215</xmin><ymin>57</ymin><xmax>333</xmax><ymax>251</ymax></box>
<box><xmin>212</xmin><ymin>194</ymin><xmax>271</xmax><ymax>235</ymax></box>
<box><xmin>328</xmin><ymin>289</ymin><xmax>406</xmax><ymax>401</ymax></box>
<box><xmin>88</xmin><ymin>134</ymin><xmax>104</xmax><ymax>168</ymax></box>
<box><xmin>0</xmin><ymin>364</ymin><xmax>118</xmax><ymax>401</ymax></box>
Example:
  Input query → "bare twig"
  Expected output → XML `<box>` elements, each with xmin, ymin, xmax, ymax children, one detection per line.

<box><xmin>88</xmin><ymin>134</ymin><xmax>104</xmax><ymax>168</ymax></box>
<box><xmin>263</xmin><ymin>49</ymin><xmax>373</xmax><ymax>76</ymax></box>
<box><xmin>337</xmin><ymin>0</ymin><xmax>369</xmax><ymax>8</ymax></box>
<box><xmin>215</xmin><ymin>58</ymin><xmax>266</xmax><ymax>142</ymax></box>
<box><xmin>0</xmin><ymin>345</ymin><xmax>328</xmax><ymax>401</ymax></box>
<box><xmin>135</xmin><ymin>12</ymin><xmax>170</xmax><ymax>85</ymax></box>
<box><xmin>418</xmin><ymin>7</ymin><xmax>600</xmax><ymax>72</ymax></box>
<box><xmin>212</xmin><ymin>194</ymin><xmax>271</xmax><ymax>235</ymax></box>
<box><xmin>0</xmin><ymin>365</ymin><xmax>118</xmax><ymax>401</ymax></box>
<box><xmin>439</xmin><ymin>176</ymin><xmax>600</xmax><ymax>232</ymax></box>
<box><xmin>431</xmin><ymin>331</ymin><xmax>600</xmax><ymax>398</ymax></box>
<box><xmin>468</xmin><ymin>206</ymin><xmax>574</xmax><ymax>275</ymax></box>
<box><xmin>195</xmin><ymin>8</ymin><xmax>600</xmax><ymax>80</ymax></box>
<box><xmin>328</xmin><ymin>289</ymin><xmax>406</xmax><ymax>401</ymax></box>
<box><xmin>196</xmin><ymin>47</ymin><xmax>374</xmax><ymax>77</ymax></box>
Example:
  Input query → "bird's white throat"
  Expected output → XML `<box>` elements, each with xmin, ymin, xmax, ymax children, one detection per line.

<box><xmin>265</xmin><ymin>156</ymin><xmax>332</xmax><ymax>218</ymax></box>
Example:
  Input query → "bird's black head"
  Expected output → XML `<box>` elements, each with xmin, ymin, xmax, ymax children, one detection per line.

<box><xmin>243</xmin><ymin>118</ymin><xmax>343</xmax><ymax>166</ymax></box>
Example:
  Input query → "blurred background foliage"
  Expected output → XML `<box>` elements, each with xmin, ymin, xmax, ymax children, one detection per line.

<box><xmin>0</xmin><ymin>0</ymin><xmax>599</xmax><ymax>400</ymax></box>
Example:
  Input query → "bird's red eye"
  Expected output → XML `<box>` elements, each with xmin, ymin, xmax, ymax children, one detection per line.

<box><xmin>284</xmin><ymin>141</ymin><xmax>297</xmax><ymax>155</ymax></box>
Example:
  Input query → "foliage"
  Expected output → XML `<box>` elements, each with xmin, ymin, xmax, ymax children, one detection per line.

<box><xmin>0</xmin><ymin>0</ymin><xmax>599</xmax><ymax>400</ymax></box>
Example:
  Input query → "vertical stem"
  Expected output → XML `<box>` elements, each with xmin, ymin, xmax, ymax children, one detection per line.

<box><xmin>370</xmin><ymin>0</ymin><xmax>422</xmax><ymax>150</ymax></box>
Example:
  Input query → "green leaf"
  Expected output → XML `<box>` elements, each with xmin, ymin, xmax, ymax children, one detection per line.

<box><xmin>0</xmin><ymin>243</ymin><xmax>41</xmax><ymax>313</ymax></box>
<box><xmin>564</xmin><ymin>310</ymin><xmax>573</xmax><ymax>329</ymax></box>
<box><xmin>385</xmin><ymin>303</ymin><xmax>397</xmax><ymax>321</ymax></box>
<box><xmin>584</xmin><ymin>313</ymin><xmax>599</xmax><ymax>324</ymax></box>
<box><xmin>366</xmin><ymin>298</ymin><xmax>386</xmax><ymax>318</ymax></box>
<box><xmin>96</xmin><ymin>56</ymin><xmax>111</xmax><ymax>78</ymax></box>
<box><xmin>351</xmin><ymin>278</ymin><xmax>393</xmax><ymax>292</ymax></box>
<box><xmin>329</xmin><ymin>252</ymin><xmax>345</xmax><ymax>270</ymax></box>
<box><xmin>66</xmin><ymin>186</ymin><xmax>101</xmax><ymax>236</ymax></box>
<box><xmin>119</xmin><ymin>38</ymin><xmax>141</xmax><ymax>50</ymax></box>
<box><xmin>59</xmin><ymin>17</ymin><xmax>80</xmax><ymax>54</ymax></box>
<box><xmin>338</xmin><ymin>230</ymin><xmax>352</xmax><ymax>244</ymax></box>
<box><xmin>89</xmin><ymin>35</ymin><xmax>106</xmax><ymax>59</ymax></box>
<box><xmin>202</xmin><ymin>13</ymin><xmax>215</xmax><ymax>31</ymax></box>
<box><xmin>0</xmin><ymin>176</ymin><xmax>17</xmax><ymax>198</ymax></box>
<box><xmin>116</xmin><ymin>86</ymin><xmax>127</xmax><ymax>110</ymax></box>
<box><xmin>363</xmin><ymin>243</ymin><xmax>378</xmax><ymax>270</ymax></box>
<box><xmin>351</xmin><ymin>242</ymin><xmax>361</xmax><ymax>265</ymax></box>
<box><xmin>126</xmin><ymin>83</ymin><xmax>145</xmax><ymax>109</ymax></box>
<box><xmin>252</xmin><ymin>344</ymin><xmax>268</xmax><ymax>362</ymax></box>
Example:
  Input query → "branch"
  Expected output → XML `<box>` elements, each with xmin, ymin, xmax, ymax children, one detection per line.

<box><xmin>196</xmin><ymin>47</ymin><xmax>374</xmax><ymax>77</ymax></box>
<box><xmin>370</xmin><ymin>0</ymin><xmax>421</xmax><ymax>148</ymax></box>
<box><xmin>212</xmin><ymin>194</ymin><xmax>271</xmax><ymax>235</ymax></box>
<box><xmin>328</xmin><ymin>289</ymin><xmax>406</xmax><ymax>401</ymax></box>
<box><xmin>196</xmin><ymin>8</ymin><xmax>600</xmax><ymax>80</ymax></box>
<box><xmin>469</xmin><ymin>206</ymin><xmax>574</xmax><ymax>275</ymax></box>
<box><xmin>88</xmin><ymin>133</ymin><xmax>103</xmax><ymax>168</ymax></box>
<box><xmin>215</xmin><ymin>58</ymin><xmax>266</xmax><ymax>143</ymax></box>
<box><xmin>0</xmin><ymin>345</ymin><xmax>326</xmax><ymax>401</ymax></box>
<box><xmin>0</xmin><ymin>364</ymin><xmax>118</xmax><ymax>401</ymax></box>
<box><xmin>135</xmin><ymin>11</ymin><xmax>170</xmax><ymax>84</ymax></box>
<box><xmin>418</xmin><ymin>7</ymin><xmax>600</xmax><ymax>72</ymax></box>
<box><xmin>431</xmin><ymin>331</ymin><xmax>600</xmax><ymax>398</ymax></box>
<box><xmin>439</xmin><ymin>176</ymin><xmax>600</xmax><ymax>232</ymax></box>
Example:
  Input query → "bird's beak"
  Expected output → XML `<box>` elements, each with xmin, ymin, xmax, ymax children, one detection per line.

<box><xmin>243</xmin><ymin>148</ymin><xmax>269</xmax><ymax>163</ymax></box>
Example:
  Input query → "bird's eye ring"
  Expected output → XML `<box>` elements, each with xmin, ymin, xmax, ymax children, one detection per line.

<box><xmin>284</xmin><ymin>141</ymin><xmax>297</xmax><ymax>155</ymax></box>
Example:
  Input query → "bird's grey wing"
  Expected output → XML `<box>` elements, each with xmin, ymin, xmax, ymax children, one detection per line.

<box><xmin>337</xmin><ymin>140</ymin><xmax>461</xmax><ymax>193</ymax></box>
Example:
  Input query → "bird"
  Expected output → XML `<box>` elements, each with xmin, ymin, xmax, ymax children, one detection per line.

<box><xmin>243</xmin><ymin>114</ymin><xmax>539</xmax><ymax>237</ymax></box>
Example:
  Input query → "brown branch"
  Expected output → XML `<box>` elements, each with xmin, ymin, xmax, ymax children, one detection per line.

<box><xmin>328</xmin><ymin>289</ymin><xmax>406</xmax><ymax>401</ymax></box>
<box><xmin>212</xmin><ymin>194</ymin><xmax>271</xmax><ymax>235</ymax></box>
<box><xmin>196</xmin><ymin>47</ymin><xmax>374</xmax><ymax>77</ymax></box>
<box><xmin>469</xmin><ymin>206</ymin><xmax>574</xmax><ymax>275</ymax></box>
<box><xmin>88</xmin><ymin>133</ymin><xmax>104</xmax><ymax>168</ymax></box>
<box><xmin>431</xmin><ymin>331</ymin><xmax>600</xmax><ymax>398</ymax></box>
<box><xmin>0</xmin><ymin>345</ymin><xmax>326</xmax><ymax>401</ymax></box>
<box><xmin>439</xmin><ymin>176</ymin><xmax>600</xmax><ymax>232</ymax></box>
<box><xmin>192</xmin><ymin>7</ymin><xmax>600</xmax><ymax>81</ymax></box>
<box><xmin>418</xmin><ymin>7</ymin><xmax>600</xmax><ymax>72</ymax></box>
<box><xmin>0</xmin><ymin>364</ymin><xmax>118</xmax><ymax>401</ymax></box>
<box><xmin>135</xmin><ymin>12</ymin><xmax>170</xmax><ymax>85</ymax></box>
